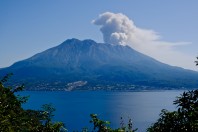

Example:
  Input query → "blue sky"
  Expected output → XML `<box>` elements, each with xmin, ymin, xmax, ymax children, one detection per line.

<box><xmin>1</xmin><ymin>0</ymin><xmax>198</xmax><ymax>70</ymax></box>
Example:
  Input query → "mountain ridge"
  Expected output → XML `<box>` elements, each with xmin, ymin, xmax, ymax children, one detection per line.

<box><xmin>1</xmin><ymin>38</ymin><xmax>198</xmax><ymax>90</ymax></box>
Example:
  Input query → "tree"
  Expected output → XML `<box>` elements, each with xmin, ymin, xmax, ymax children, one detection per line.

<box><xmin>0</xmin><ymin>73</ymin><xmax>66</xmax><ymax>132</ymax></box>
<box><xmin>195</xmin><ymin>56</ymin><xmax>198</xmax><ymax>66</ymax></box>
<box><xmin>89</xmin><ymin>114</ymin><xmax>137</xmax><ymax>132</ymax></box>
<box><xmin>147</xmin><ymin>90</ymin><xmax>198</xmax><ymax>132</ymax></box>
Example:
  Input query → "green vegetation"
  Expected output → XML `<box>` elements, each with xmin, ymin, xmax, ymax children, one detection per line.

<box><xmin>147</xmin><ymin>90</ymin><xmax>198</xmax><ymax>132</ymax></box>
<box><xmin>88</xmin><ymin>114</ymin><xmax>137</xmax><ymax>132</ymax></box>
<box><xmin>0</xmin><ymin>73</ymin><xmax>66</xmax><ymax>132</ymax></box>
<box><xmin>1</xmin><ymin>73</ymin><xmax>198</xmax><ymax>132</ymax></box>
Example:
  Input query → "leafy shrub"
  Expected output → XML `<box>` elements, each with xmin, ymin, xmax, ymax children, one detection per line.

<box><xmin>147</xmin><ymin>90</ymin><xmax>198</xmax><ymax>132</ymax></box>
<box><xmin>0</xmin><ymin>73</ymin><xmax>66</xmax><ymax>132</ymax></box>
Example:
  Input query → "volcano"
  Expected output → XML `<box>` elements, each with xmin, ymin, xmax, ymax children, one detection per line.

<box><xmin>1</xmin><ymin>38</ymin><xmax>198</xmax><ymax>90</ymax></box>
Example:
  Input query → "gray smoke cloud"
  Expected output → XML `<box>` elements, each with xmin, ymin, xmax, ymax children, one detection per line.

<box><xmin>92</xmin><ymin>12</ymin><xmax>194</xmax><ymax>70</ymax></box>
<box><xmin>92</xmin><ymin>12</ymin><xmax>159</xmax><ymax>47</ymax></box>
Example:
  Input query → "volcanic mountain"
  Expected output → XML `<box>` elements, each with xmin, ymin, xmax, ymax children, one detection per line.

<box><xmin>1</xmin><ymin>38</ymin><xmax>198</xmax><ymax>90</ymax></box>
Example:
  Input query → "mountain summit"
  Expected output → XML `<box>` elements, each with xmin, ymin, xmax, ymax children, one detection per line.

<box><xmin>1</xmin><ymin>38</ymin><xmax>198</xmax><ymax>90</ymax></box>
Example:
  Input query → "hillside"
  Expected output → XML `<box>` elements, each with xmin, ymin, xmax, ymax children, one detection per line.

<box><xmin>1</xmin><ymin>38</ymin><xmax>198</xmax><ymax>90</ymax></box>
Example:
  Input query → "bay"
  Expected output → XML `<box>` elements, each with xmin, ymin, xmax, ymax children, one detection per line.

<box><xmin>19</xmin><ymin>91</ymin><xmax>183</xmax><ymax>131</ymax></box>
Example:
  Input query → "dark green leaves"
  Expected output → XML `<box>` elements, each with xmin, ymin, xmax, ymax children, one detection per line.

<box><xmin>90</xmin><ymin>114</ymin><xmax>137</xmax><ymax>132</ymax></box>
<box><xmin>147</xmin><ymin>90</ymin><xmax>198</xmax><ymax>132</ymax></box>
<box><xmin>0</xmin><ymin>74</ymin><xmax>66</xmax><ymax>132</ymax></box>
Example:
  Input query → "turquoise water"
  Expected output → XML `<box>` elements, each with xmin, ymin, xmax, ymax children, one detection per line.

<box><xmin>19</xmin><ymin>91</ymin><xmax>183</xmax><ymax>131</ymax></box>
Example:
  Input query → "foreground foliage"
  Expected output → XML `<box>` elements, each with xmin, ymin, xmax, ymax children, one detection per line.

<box><xmin>147</xmin><ymin>90</ymin><xmax>198</xmax><ymax>132</ymax></box>
<box><xmin>89</xmin><ymin>114</ymin><xmax>137</xmax><ymax>132</ymax></box>
<box><xmin>0</xmin><ymin>73</ymin><xmax>66</xmax><ymax>132</ymax></box>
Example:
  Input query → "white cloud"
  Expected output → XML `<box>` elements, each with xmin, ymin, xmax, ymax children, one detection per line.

<box><xmin>92</xmin><ymin>12</ymin><xmax>195</xmax><ymax>70</ymax></box>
